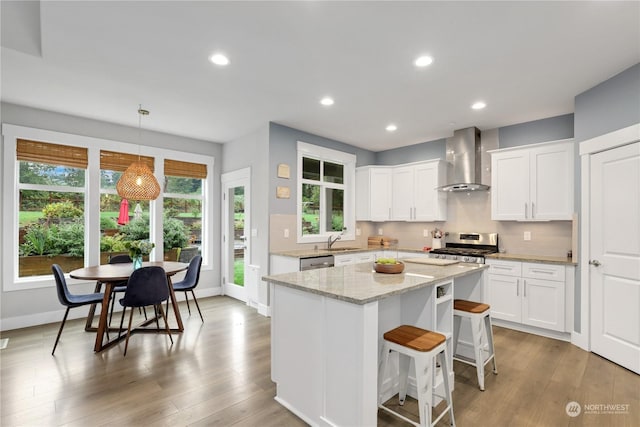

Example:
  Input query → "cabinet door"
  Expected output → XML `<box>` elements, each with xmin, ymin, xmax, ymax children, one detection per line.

<box><xmin>370</xmin><ymin>168</ymin><xmax>392</xmax><ymax>221</ymax></box>
<box><xmin>522</xmin><ymin>278</ymin><xmax>565</xmax><ymax>331</ymax></box>
<box><xmin>333</xmin><ymin>254</ymin><xmax>355</xmax><ymax>266</ymax></box>
<box><xmin>491</xmin><ymin>151</ymin><xmax>529</xmax><ymax>220</ymax></box>
<box><xmin>530</xmin><ymin>142</ymin><xmax>574</xmax><ymax>220</ymax></box>
<box><xmin>413</xmin><ymin>162</ymin><xmax>446</xmax><ymax>221</ymax></box>
<box><xmin>391</xmin><ymin>166</ymin><xmax>414</xmax><ymax>220</ymax></box>
<box><xmin>487</xmin><ymin>274</ymin><xmax>521</xmax><ymax>322</ymax></box>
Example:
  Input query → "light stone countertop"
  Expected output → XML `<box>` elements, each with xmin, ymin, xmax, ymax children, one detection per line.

<box><xmin>271</xmin><ymin>247</ymin><xmax>427</xmax><ymax>258</ymax></box>
<box><xmin>486</xmin><ymin>253</ymin><xmax>577</xmax><ymax>266</ymax></box>
<box><xmin>263</xmin><ymin>261</ymin><xmax>488</xmax><ymax>305</ymax></box>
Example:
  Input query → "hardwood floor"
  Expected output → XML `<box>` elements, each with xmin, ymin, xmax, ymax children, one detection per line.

<box><xmin>1</xmin><ymin>296</ymin><xmax>638</xmax><ymax>426</ymax></box>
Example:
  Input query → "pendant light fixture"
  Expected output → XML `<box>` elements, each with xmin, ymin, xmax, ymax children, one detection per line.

<box><xmin>116</xmin><ymin>106</ymin><xmax>161</xmax><ymax>200</ymax></box>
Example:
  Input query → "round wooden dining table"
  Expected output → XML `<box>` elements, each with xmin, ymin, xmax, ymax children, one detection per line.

<box><xmin>70</xmin><ymin>261</ymin><xmax>188</xmax><ymax>352</ymax></box>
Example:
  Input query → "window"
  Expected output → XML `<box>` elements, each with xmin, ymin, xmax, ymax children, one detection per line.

<box><xmin>16</xmin><ymin>140</ymin><xmax>87</xmax><ymax>277</ymax></box>
<box><xmin>99</xmin><ymin>150</ymin><xmax>153</xmax><ymax>264</ymax></box>
<box><xmin>297</xmin><ymin>141</ymin><xmax>356</xmax><ymax>243</ymax></box>
<box><xmin>2</xmin><ymin>125</ymin><xmax>215</xmax><ymax>291</ymax></box>
<box><xmin>163</xmin><ymin>159</ymin><xmax>207</xmax><ymax>262</ymax></box>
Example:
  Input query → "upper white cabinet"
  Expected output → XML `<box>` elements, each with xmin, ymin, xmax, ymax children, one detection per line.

<box><xmin>391</xmin><ymin>160</ymin><xmax>447</xmax><ymax>221</ymax></box>
<box><xmin>356</xmin><ymin>166</ymin><xmax>392</xmax><ymax>221</ymax></box>
<box><xmin>490</xmin><ymin>140</ymin><xmax>574</xmax><ymax>221</ymax></box>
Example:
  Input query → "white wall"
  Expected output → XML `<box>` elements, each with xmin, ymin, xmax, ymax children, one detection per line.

<box><xmin>221</xmin><ymin>124</ymin><xmax>270</xmax><ymax>313</ymax></box>
<box><xmin>0</xmin><ymin>102</ymin><xmax>223</xmax><ymax>330</ymax></box>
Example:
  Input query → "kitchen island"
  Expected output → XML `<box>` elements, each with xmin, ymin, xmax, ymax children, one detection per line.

<box><xmin>263</xmin><ymin>261</ymin><xmax>487</xmax><ymax>427</ymax></box>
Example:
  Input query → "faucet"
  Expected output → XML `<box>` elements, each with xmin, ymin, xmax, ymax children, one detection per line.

<box><xmin>327</xmin><ymin>234</ymin><xmax>341</xmax><ymax>249</ymax></box>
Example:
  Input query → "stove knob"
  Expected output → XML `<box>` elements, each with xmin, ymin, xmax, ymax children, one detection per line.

<box><xmin>463</xmin><ymin>256</ymin><xmax>471</xmax><ymax>263</ymax></box>
<box><xmin>435</xmin><ymin>254</ymin><xmax>442</xmax><ymax>259</ymax></box>
<box><xmin>452</xmin><ymin>255</ymin><xmax>458</xmax><ymax>261</ymax></box>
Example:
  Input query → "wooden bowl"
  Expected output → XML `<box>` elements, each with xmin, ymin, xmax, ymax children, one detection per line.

<box><xmin>374</xmin><ymin>261</ymin><xmax>405</xmax><ymax>274</ymax></box>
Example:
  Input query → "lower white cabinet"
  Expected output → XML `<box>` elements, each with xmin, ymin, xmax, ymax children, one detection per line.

<box><xmin>486</xmin><ymin>259</ymin><xmax>567</xmax><ymax>332</ymax></box>
<box><xmin>334</xmin><ymin>252</ymin><xmax>376</xmax><ymax>266</ymax></box>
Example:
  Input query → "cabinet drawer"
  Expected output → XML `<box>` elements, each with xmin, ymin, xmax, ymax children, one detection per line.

<box><xmin>486</xmin><ymin>260</ymin><xmax>522</xmax><ymax>277</ymax></box>
<box><xmin>522</xmin><ymin>262</ymin><xmax>564</xmax><ymax>281</ymax></box>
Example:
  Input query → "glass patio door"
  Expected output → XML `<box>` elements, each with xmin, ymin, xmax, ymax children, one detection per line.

<box><xmin>221</xmin><ymin>168</ymin><xmax>250</xmax><ymax>302</ymax></box>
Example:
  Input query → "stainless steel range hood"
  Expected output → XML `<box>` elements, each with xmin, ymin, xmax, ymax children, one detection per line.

<box><xmin>438</xmin><ymin>126</ymin><xmax>490</xmax><ymax>192</ymax></box>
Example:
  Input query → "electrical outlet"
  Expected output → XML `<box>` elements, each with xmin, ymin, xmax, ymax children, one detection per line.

<box><xmin>284</xmin><ymin>228</ymin><xmax>289</xmax><ymax>238</ymax></box>
<box><xmin>423</xmin><ymin>229</ymin><xmax>429</xmax><ymax>237</ymax></box>
<box><xmin>524</xmin><ymin>231</ymin><xmax>531</xmax><ymax>241</ymax></box>
<box><xmin>356</xmin><ymin>228</ymin><xmax>361</xmax><ymax>236</ymax></box>
<box><xmin>378</xmin><ymin>228</ymin><xmax>383</xmax><ymax>235</ymax></box>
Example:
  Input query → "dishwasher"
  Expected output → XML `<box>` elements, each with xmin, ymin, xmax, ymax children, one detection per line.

<box><xmin>300</xmin><ymin>255</ymin><xmax>335</xmax><ymax>271</ymax></box>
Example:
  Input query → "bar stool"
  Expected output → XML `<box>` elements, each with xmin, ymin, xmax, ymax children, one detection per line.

<box><xmin>452</xmin><ymin>299</ymin><xmax>497</xmax><ymax>391</ymax></box>
<box><xmin>378</xmin><ymin>325</ymin><xmax>456</xmax><ymax>427</ymax></box>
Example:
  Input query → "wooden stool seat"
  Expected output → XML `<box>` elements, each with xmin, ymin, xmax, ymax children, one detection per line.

<box><xmin>453</xmin><ymin>299</ymin><xmax>497</xmax><ymax>391</ymax></box>
<box><xmin>378</xmin><ymin>325</ymin><xmax>456</xmax><ymax>426</ymax></box>
<box><xmin>383</xmin><ymin>325</ymin><xmax>446</xmax><ymax>352</ymax></box>
<box><xmin>454</xmin><ymin>299</ymin><xmax>490</xmax><ymax>313</ymax></box>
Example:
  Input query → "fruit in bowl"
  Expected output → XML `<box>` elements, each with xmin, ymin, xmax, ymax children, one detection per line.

<box><xmin>374</xmin><ymin>258</ymin><xmax>405</xmax><ymax>274</ymax></box>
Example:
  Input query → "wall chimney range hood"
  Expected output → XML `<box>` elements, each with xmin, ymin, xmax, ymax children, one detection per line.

<box><xmin>438</xmin><ymin>126</ymin><xmax>490</xmax><ymax>192</ymax></box>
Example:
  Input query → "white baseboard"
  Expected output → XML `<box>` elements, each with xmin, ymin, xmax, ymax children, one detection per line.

<box><xmin>258</xmin><ymin>303</ymin><xmax>271</xmax><ymax>317</ymax></box>
<box><xmin>492</xmin><ymin>319</ymin><xmax>571</xmax><ymax>342</ymax></box>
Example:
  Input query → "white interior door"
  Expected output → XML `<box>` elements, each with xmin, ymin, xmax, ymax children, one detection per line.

<box><xmin>590</xmin><ymin>141</ymin><xmax>640</xmax><ymax>374</ymax></box>
<box><xmin>221</xmin><ymin>168</ymin><xmax>250</xmax><ymax>303</ymax></box>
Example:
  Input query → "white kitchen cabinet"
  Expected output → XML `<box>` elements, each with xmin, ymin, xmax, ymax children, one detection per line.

<box><xmin>490</xmin><ymin>140</ymin><xmax>574</xmax><ymax>221</ymax></box>
<box><xmin>486</xmin><ymin>259</ymin><xmax>567</xmax><ymax>332</ymax></box>
<box><xmin>334</xmin><ymin>252</ymin><xmax>375</xmax><ymax>266</ymax></box>
<box><xmin>391</xmin><ymin>160</ymin><xmax>447</xmax><ymax>221</ymax></box>
<box><xmin>355</xmin><ymin>166</ymin><xmax>392</xmax><ymax>221</ymax></box>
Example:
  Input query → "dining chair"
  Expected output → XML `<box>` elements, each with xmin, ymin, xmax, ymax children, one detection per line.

<box><xmin>106</xmin><ymin>254</ymin><xmax>148</xmax><ymax>326</ymax></box>
<box><xmin>170</xmin><ymin>255</ymin><xmax>204</xmax><ymax>322</ymax></box>
<box><xmin>51</xmin><ymin>264</ymin><xmax>104</xmax><ymax>355</ymax></box>
<box><xmin>118</xmin><ymin>266</ymin><xmax>173</xmax><ymax>356</ymax></box>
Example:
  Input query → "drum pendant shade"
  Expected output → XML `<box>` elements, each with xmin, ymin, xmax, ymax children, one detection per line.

<box><xmin>115</xmin><ymin>106</ymin><xmax>161</xmax><ymax>201</ymax></box>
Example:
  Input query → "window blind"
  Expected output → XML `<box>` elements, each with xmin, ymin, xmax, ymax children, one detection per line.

<box><xmin>100</xmin><ymin>150</ymin><xmax>155</xmax><ymax>172</ymax></box>
<box><xmin>17</xmin><ymin>139</ymin><xmax>88</xmax><ymax>169</ymax></box>
<box><xmin>164</xmin><ymin>159</ymin><xmax>207</xmax><ymax>179</ymax></box>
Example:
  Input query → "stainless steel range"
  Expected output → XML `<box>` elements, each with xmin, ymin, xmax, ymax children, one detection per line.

<box><xmin>428</xmin><ymin>232</ymin><xmax>498</xmax><ymax>264</ymax></box>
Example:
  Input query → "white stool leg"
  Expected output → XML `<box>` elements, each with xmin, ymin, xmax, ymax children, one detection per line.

<box><xmin>398</xmin><ymin>352</ymin><xmax>411</xmax><ymax>405</ymax></box>
<box><xmin>378</xmin><ymin>343</ymin><xmax>391</xmax><ymax>405</ymax></box>
<box><xmin>414</xmin><ymin>355</ymin><xmax>433</xmax><ymax>427</ymax></box>
<box><xmin>485</xmin><ymin>314</ymin><xmax>498</xmax><ymax>374</ymax></box>
<box><xmin>470</xmin><ymin>315</ymin><xmax>485</xmax><ymax>391</ymax></box>
<box><xmin>453</xmin><ymin>314</ymin><xmax>462</xmax><ymax>357</ymax></box>
<box><xmin>438</xmin><ymin>348</ymin><xmax>456</xmax><ymax>427</ymax></box>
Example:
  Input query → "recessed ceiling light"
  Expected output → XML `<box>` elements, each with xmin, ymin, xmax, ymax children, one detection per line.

<box><xmin>386</xmin><ymin>124</ymin><xmax>397</xmax><ymax>132</ymax></box>
<box><xmin>471</xmin><ymin>101</ymin><xmax>486</xmax><ymax>110</ymax></box>
<box><xmin>414</xmin><ymin>55</ymin><xmax>433</xmax><ymax>67</ymax></box>
<box><xmin>209</xmin><ymin>53</ymin><xmax>230</xmax><ymax>66</ymax></box>
<box><xmin>320</xmin><ymin>97</ymin><xmax>334</xmax><ymax>106</ymax></box>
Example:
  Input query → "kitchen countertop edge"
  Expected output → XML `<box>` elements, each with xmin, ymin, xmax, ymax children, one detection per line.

<box><xmin>263</xmin><ymin>263</ymin><xmax>488</xmax><ymax>305</ymax></box>
<box><xmin>486</xmin><ymin>253</ymin><xmax>577</xmax><ymax>265</ymax></box>
<box><xmin>271</xmin><ymin>247</ymin><xmax>428</xmax><ymax>258</ymax></box>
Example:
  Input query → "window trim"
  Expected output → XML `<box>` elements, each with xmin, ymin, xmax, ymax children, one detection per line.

<box><xmin>296</xmin><ymin>141</ymin><xmax>355</xmax><ymax>244</ymax></box>
<box><xmin>2</xmin><ymin>124</ymin><xmax>214</xmax><ymax>292</ymax></box>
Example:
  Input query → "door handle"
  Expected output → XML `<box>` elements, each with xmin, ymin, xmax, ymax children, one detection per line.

<box><xmin>523</xmin><ymin>279</ymin><xmax>526</xmax><ymax>297</ymax></box>
<box><xmin>516</xmin><ymin>279</ymin><xmax>519</xmax><ymax>297</ymax></box>
<box><xmin>532</xmin><ymin>202</ymin><xmax>535</xmax><ymax>218</ymax></box>
<box><xmin>589</xmin><ymin>259</ymin><xmax>602</xmax><ymax>267</ymax></box>
<box><xmin>524</xmin><ymin>203</ymin><xmax>528</xmax><ymax>219</ymax></box>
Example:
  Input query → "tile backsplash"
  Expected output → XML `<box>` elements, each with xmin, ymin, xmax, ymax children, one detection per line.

<box><xmin>270</xmin><ymin>189</ymin><xmax>574</xmax><ymax>258</ymax></box>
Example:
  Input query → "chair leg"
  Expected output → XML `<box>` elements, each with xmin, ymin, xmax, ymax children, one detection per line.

<box><xmin>485</xmin><ymin>314</ymin><xmax>498</xmax><ymax>374</ymax></box>
<box><xmin>123</xmin><ymin>307</ymin><xmax>135</xmax><ymax>356</ymax></box>
<box><xmin>153</xmin><ymin>305</ymin><xmax>160</xmax><ymax>330</ymax></box>
<box><xmin>398</xmin><ymin>352</ymin><xmax>410</xmax><ymax>405</ymax></box>
<box><xmin>157</xmin><ymin>303</ymin><xmax>173</xmax><ymax>345</ymax></box>
<box><xmin>191</xmin><ymin>290</ymin><xmax>203</xmax><ymax>322</ymax></box>
<box><xmin>118</xmin><ymin>306</ymin><xmax>127</xmax><ymax>339</ymax></box>
<box><xmin>142</xmin><ymin>306</ymin><xmax>148</xmax><ymax>320</ymax></box>
<box><xmin>108</xmin><ymin>291</ymin><xmax>117</xmax><ymax>326</ymax></box>
<box><xmin>52</xmin><ymin>307</ymin><xmax>71</xmax><ymax>355</ymax></box>
<box><xmin>184</xmin><ymin>292</ymin><xmax>191</xmax><ymax>315</ymax></box>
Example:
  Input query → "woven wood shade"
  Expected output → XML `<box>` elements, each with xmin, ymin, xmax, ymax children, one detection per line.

<box><xmin>17</xmin><ymin>139</ymin><xmax>88</xmax><ymax>169</ymax></box>
<box><xmin>116</xmin><ymin>161</ymin><xmax>161</xmax><ymax>200</ymax></box>
<box><xmin>164</xmin><ymin>159</ymin><xmax>207</xmax><ymax>179</ymax></box>
<box><xmin>101</xmin><ymin>150</ymin><xmax>155</xmax><ymax>172</ymax></box>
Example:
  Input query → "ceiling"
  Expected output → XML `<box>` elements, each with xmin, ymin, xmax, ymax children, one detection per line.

<box><xmin>1</xmin><ymin>1</ymin><xmax>639</xmax><ymax>152</ymax></box>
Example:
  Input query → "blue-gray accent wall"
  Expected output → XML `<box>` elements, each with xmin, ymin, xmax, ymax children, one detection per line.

<box><xmin>268</xmin><ymin>122</ymin><xmax>376</xmax><ymax>215</ymax></box>
<box><xmin>375</xmin><ymin>138</ymin><xmax>446</xmax><ymax>165</ymax></box>
<box><xmin>498</xmin><ymin>114</ymin><xmax>574</xmax><ymax>148</ymax></box>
